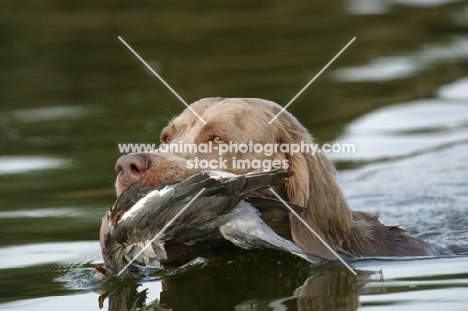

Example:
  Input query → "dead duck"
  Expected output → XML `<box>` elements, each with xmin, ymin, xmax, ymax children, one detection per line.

<box><xmin>98</xmin><ymin>169</ymin><xmax>322</xmax><ymax>278</ymax></box>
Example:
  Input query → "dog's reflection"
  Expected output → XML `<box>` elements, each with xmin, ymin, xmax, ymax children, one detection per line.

<box><xmin>99</xmin><ymin>259</ymin><xmax>378</xmax><ymax>311</ymax></box>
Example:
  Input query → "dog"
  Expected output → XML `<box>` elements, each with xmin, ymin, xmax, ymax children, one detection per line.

<box><xmin>114</xmin><ymin>97</ymin><xmax>454</xmax><ymax>264</ymax></box>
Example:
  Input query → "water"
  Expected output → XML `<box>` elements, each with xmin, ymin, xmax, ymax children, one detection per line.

<box><xmin>1</xmin><ymin>0</ymin><xmax>468</xmax><ymax>310</ymax></box>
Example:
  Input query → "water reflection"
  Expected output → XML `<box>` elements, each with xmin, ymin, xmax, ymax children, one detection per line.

<box><xmin>99</xmin><ymin>263</ymin><xmax>377</xmax><ymax>311</ymax></box>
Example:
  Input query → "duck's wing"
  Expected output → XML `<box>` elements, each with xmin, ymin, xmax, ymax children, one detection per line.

<box><xmin>219</xmin><ymin>201</ymin><xmax>323</xmax><ymax>264</ymax></box>
<box><xmin>202</xmin><ymin>169</ymin><xmax>294</xmax><ymax>197</ymax></box>
<box><xmin>246</xmin><ymin>196</ymin><xmax>304</xmax><ymax>214</ymax></box>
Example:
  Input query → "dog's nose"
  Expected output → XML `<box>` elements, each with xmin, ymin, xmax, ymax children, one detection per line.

<box><xmin>115</xmin><ymin>154</ymin><xmax>149</xmax><ymax>184</ymax></box>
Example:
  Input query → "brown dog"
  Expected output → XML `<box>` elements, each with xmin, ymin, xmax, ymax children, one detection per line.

<box><xmin>114</xmin><ymin>97</ymin><xmax>453</xmax><ymax>262</ymax></box>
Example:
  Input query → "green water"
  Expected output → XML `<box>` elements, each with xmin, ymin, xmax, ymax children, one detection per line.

<box><xmin>1</xmin><ymin>0</ymin><xmax>468</xmax><ymax>310</ymax></box>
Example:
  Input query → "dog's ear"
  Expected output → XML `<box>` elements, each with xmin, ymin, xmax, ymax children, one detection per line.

<box><xmin>274</xmin><ymin>113</ymin><xmax>352</xmax><ymax>259</ymax></box>
<box><xmin>274</xmin><ymin>121</ymin><xmax>312</xmax><ymax>208</ymax></box>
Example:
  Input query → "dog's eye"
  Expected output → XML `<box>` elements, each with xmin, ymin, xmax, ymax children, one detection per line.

<box><xmin>212</xmin><ymin>136</ymin><xmax>224</xmax><ymax>144</ymax></box>
<box><xmin>164</xmin><ymin>136</ymin><xmax>171</xmax><ymax>143</ymax></box>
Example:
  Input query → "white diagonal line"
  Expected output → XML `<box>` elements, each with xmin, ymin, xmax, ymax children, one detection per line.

<box><xmin>268</xmin><ymin>188</ymin><xmax>357</xmax><ymax>275</ymax></box>
<box><xmin>117</xmin><ymin>187</ymin><xmax>206</xmax><ymax>276</ymax></box>
<box><xmin>118</xmin><ymin>36</ymin><xmax>207</xmax><ymax>124</ymax></box>
<box><xmin>268</xmin><ymin>37</ymin><xmax>356</xmax><ymax>124</ymax></box>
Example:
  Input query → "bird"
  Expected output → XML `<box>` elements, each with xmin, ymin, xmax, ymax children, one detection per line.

<box><xmin>98</xmin><ymin>169</ymin><xmax>322</xmax><ymax>278</ymax></box>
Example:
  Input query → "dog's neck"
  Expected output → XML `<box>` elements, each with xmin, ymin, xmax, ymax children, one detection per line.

<box><xmin>287</xmin><ymin>153</ymin><xmax>353</xmax><ymax>260</ymax></box>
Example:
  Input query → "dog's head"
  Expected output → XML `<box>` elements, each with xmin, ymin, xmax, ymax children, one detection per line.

<box><xmin>115</xmin><ymin>97</ymin><xmax>352</xmax><ymax>259</ymax></box>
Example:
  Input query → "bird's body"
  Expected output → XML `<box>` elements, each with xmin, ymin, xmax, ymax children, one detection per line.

<box><xmin>99</xmin><ymin>169</ymin><xmax>321</xmax><ymax>277</ymax></box>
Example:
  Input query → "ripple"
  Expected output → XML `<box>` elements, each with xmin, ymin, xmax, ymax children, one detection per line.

<box><xmin>332</xmin><ymin>37</ymin><xmax>468</xmax><ymax>82</ymax></box>
<box><xmin>394</xmin><ymin>0</ymin><xmax>464</xmax><ymax>7</ymax></box>
<box><xmin>0</xmin><ymin>292</ymin><xmax>100</xmax><ymax>311</ymax></box>
<box><xmin>332</xmin><ymin>56</ymin><xmax>418</xmax><ymax>82</ymax></box>
<box><xmin>329</xmin><ymin>99</ymin><xmax>468</xmax><ymax>162</ymax></box>
<box><xmin>438</xmin><ymin>76</ymin><xmax>468</xmax><ymax>99</ymax></box>
<box><xmin>0</xmin><ymin>207</ymin><xmax>81</xmax><ymax>219</ymax></box>
<box><xmin>58</xmin><ymin>268</ymin><xmax>102</xmax><ymax>290</ymax></box>
<box><xmin>8</xmin><ymin>106</ymin><xmax>88</xmax><ymax>123</ymax></box>
<box><xmin>0</xmin><ymin>156</ymin><xmax>71</xmax><ymax>175</ymax></box>
<box><xmin>0</xmin><ymin>241</ymin><xmax>102</xmax><ymax>270</ymax></box>
<box><xmin>345</xmin><ymin>0</ymin><xmax>464</xmax><ymax>15</ymax></box>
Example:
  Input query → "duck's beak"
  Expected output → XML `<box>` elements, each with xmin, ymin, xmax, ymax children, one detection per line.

<box><xmin>94</xmin><ymin>263</ymin><xmax>108</xmax><ymax>277</ymax></box>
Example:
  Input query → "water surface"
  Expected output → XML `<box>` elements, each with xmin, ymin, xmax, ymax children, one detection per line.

<box><xmin>1</xmin><ymin>0</ymin><xmax>467</xmax><ymax>310</ymax></box>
